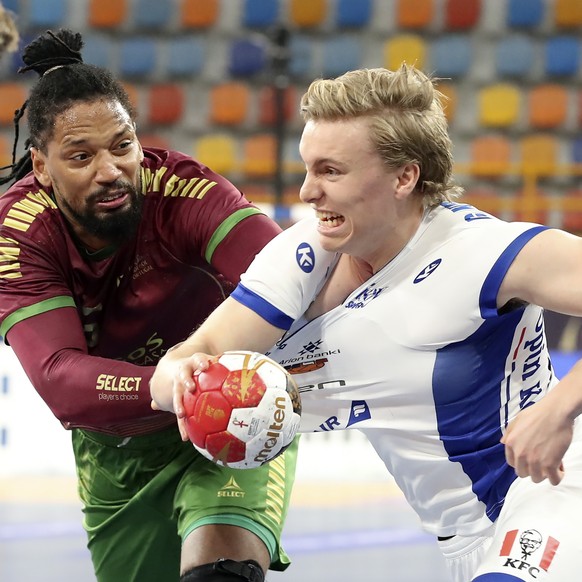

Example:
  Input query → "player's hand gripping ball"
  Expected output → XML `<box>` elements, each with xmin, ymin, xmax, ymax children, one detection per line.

<box><xmin>184</xmin><ymin>351</ymin><xmax>301</xmax><ymax>469</ymax></box>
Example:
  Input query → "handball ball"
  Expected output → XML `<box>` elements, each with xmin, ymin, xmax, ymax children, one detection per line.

<box><xmin>183</xmin><ymin>350</ymin><xmax>301</xmax><ymax>469</ymax></box>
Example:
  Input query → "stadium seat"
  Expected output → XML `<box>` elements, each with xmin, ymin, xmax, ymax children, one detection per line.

<box><xmin>289</xmin><ymin>0</ymin><xmax>327</xmax><ymax>27</ymax></box>
<box><xmin>0</xmin><ymin>83</ymin><xmax>27</xmax><ymax>126</ymax></box>
<box><xmin>166</xmin><ymin>37</ymin><xmax>206</xmax><ymax>78</ymax></box>
<box><xmin>506</xmin><ymin>0</ymin><xmax>544</xmax><ymax>28</ymax></box>
<box><xmin>119</xmin><ymin>37</ymin><xmax>157</xmax><ymax>78</ymax></box>
<box><xmin>180</xmin><ymin>0</ymin><xmax>219</xmax><ymax>28</ymax></box>
<box><xmin>288</xmin><ymin>34</ymin><xmax>313</xmax><ymax>78</ymax></box>
<box><xmin>1</xmin><ymin>0</ymin><xmax>17</xmax><ymax>13</ymax></box>
<box><xmin>0</xmin><ymin>133</ymin><xmax>11</xmax><ymax>169</ymax></box>
<box><xmin>435</xmin><ymin>82</ymin><xmax>457</xmax><ymax>122</ymax></box>
<box><xmin>528</xmin><ymin>84</ymin><xmax>568</xmax><ymax>129</ymax></box>
<box><xmin>554</xmin><ymin>0</ymin><xmax>582</xmax><ymax>28</ymax></box>
<box><xmin>495</xmin><ymin>36</ymin><xmax>534</xmax><ymax>78</ymax></box>
<box><xmin>384</xmin><ymin>35</ymin><xmax>426</xmax><ymax>71</ymax></box>
<box><xmin>257</xmin><ymin>85</ymin><xmax>297</xmax><ymax>126</ymax></box>
<box><xmin>147</xmin><ymin>84</ymin><xmax>185</xmax><ymax>125</ymax></box>
<box><xmin>89</xmin><ymin>0</ymin><xmax>127</xmax><ymax>28</ymax></box>
<box><xmin>243</xmin><ymin>0</ymin><xmax>280</xmax><ymax>28</ymax></box>
<box><xmin>242</xmin><ymin>134</ymin><xmax>277</xmax><ymax>177</ymax></box>
<box><xmin>82</xmin><ymin>33</ymin><xmax>112</xmax><ymax>69</ymax></box>
<box><xmin>431</xmin><ymin>35</ymin><xmax>472</xmax><ymax>78</ymax></box>
<box><xmin>444</xmin><ymin>0</ymin><xmax>481</xmax><ymax>29</ymax></box>
<box><xmin>478</xmin><ymin>84</ymin><xmax>521</xmax><ymax>128</ymax></box>
<box><xmin>562</xmin><ymin>189</ymin><xmax>582</xmax><ymax>234</ymax></box>
<box><xmin>462</xmin><ymin>188</ymin><xmax>505</xmax><ymax>217</ymax></box>
<box><xmin>209</xmin><ymin>82</ymin><xmax>250</xmax><ymax>126</ymax></box>
<box><xmin>195</xmin><ymin>134</ymin><xmax>238</xmax><ymax>175</ymax></box>
<box><xmin>396</xmin><ymin>0</ymin><xmax>434</xmax><ymax>29</ymax></box>
<box><xmin>545</xmin><ymin>36</ymin><xmax>580</xmax><ymax>76</ymax></box>
<box><xmin>322</xmin><ymin>36</ymin><xmax>362</xmax><ymax>77</ymax></box>
<box><xmin>470</xmin><ymin>135</ymin><xmax>512</xmax><ymax>178</ymax></box>
<box><xmin>138</xmin><ymin>133</ymin><xmax>171</xmax><ymax>150</ymax></box>
<box><xmin>519</xmin><ymin>135</ymin><xmax>558</xmax><ymax>177</ymax></box>
<box><xmin>122</xmin><ymin>83</ymin><xmax>140</xmax><ymax>116</ymax></box>
<box><xmin>28</xmin><ymin>0</ymin><xmax>67</xmax><ymax>28</ymax></box>
<box><xmin>132</xmin><ymin>0</ymin><xmax>173</xmax><ymax>29</ymax></box>
<box><xmin>336</xmin><ymin>0</ymin><xmax>372</xmax><ymax>28</ymax></box>
<box><xmin>228</xmin><ymin>38</ymin><xmax>267</xmax><ymax>77</ymax></box>
<box><xmin>572</xmin><ymin>136</ymin><xmax>582</xmax><ymax>164</ymax></box>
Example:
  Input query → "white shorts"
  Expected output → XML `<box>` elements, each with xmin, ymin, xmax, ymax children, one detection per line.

<box><xmin>440</xmin><ymin>421</ymin><xmax>582</xmax><ymax>582</ymax></box>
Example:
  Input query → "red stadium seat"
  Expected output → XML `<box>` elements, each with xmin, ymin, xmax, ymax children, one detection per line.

<box><xmin>257</xmin><ymin>85</ymin><xmax>298</xmax><ymax>126</ymax></box>
<box><xmin>147</xmin><ymin>84</ymin><xmax>185</xmax><ymax>125</ymax></box>
<box><xmin>445</xmin><ymin>0</ymin><xmax>481</xmax><ymax>29</ymax></box>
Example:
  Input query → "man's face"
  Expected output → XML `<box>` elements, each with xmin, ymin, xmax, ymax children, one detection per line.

<box><xmin>31</xmin><ymin>98</ymin><xmax>144</xmax><ymax>251</ymax></box>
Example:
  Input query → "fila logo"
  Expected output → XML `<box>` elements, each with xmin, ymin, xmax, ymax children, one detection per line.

<box><xmin>413</xmin><ymin>259</ymin><xmax>442</xmax><ymax>283</ymax></box>
<box><xmin>296</xmin><ymin>242</ymin><xmax>315</xmax><ymax>273</ymax></box>
<box><xmin>499</xmin><ymin>528</ymin><xmax>560</xmax><ymax>578</ymax></box>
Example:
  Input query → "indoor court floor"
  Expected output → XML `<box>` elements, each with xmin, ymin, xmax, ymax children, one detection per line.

<box><xmin>0</xmin><ymin>433</ymin><xmax>450</xmax><ymax>582</ymax></box>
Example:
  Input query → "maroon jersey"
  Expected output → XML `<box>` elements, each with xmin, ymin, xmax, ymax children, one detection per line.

<box><xmin>0</xmin><ymin>148</ymin><xmax>281</xmax><ymax>436</ymax></box>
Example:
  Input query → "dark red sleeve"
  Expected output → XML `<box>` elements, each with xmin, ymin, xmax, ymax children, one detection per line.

<box><xmin>6</xmin><ymin>307</ymin><xmax>160</xmax><ymax>428</ymax></box>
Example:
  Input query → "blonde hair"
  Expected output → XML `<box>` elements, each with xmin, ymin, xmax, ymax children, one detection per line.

<box><xmin>0</xmin><ymin>3</ymin><xmax>19</xmax><ymax>57</ymax></box>
<box><xmin>300</xmin><ymin>64</ymin><xmax>463</xmax><ymax>206</ymax></box>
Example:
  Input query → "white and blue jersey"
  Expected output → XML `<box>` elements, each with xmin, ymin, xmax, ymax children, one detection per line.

<box><xmin>231</xmin><ymin>202</ymin><xmax>552</xmax><ymax>537</ymax></box>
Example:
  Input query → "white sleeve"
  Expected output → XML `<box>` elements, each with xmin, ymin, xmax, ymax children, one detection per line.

<box><xmin>231</xmin><ymin>217</ymin><xmax>339</xmax><ymax>329</ymax></box>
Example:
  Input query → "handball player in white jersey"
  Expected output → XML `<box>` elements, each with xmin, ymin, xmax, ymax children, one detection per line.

<box><xmin>152</xmin><ymin>64</ymin><xmax>582</xmax><ymax>581</ymax></box>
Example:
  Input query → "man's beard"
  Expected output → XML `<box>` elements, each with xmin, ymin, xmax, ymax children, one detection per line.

<box><xmin>58</xmin><ymin>180</ymin><xmax>144</xmax><ymax>247</ymax></box>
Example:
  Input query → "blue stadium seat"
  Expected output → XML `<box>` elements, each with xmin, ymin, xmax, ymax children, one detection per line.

<box><xmin>228</xmin><ymin>38</ymin><xmax>267</xmax><ymax>77</ymax></box>
<box><xmin>288</xmin><ymin>35</ymin><xmax>313</xmax><ymax>78</ymax></box>
<box><xmin>82</xmin><ymin>33</ymin><xmax>113</xmax><ymax>69</ymax></box>
<box><xmin>119</xmin><ymin>37</ymin><xmax>157</xmax><ymax>78</ymax></box>
<box><xmin>336</xmin><ymin>0</ymin><xmax>372</xmax><ymax>28</ymax></box>
<box><xmin>322</xmin><ymin>36</ymin><xmax>362</xmax><ymax>77</ymax></box>
<box><xmin>166</xmin><ymin>37</ymin><xmax>206</xmax><ymax>78</ymax></box>
<box><xmin>431</xmin><ymin>35</ymin><xmax>472</xmax><ymax>77</ymax></box>
<box><xmin>132</xmin><ymin>0</ymin><xmax>173</xmax><ymax>29</ymax></box>
<box><xmin>243</xmin><ymin>0</ymin><xmax>280</xmax><ymax>28</ymax></box>
<box><xmin>2</xmin><ymin>0</ymin><xmax>18</xmax><ymax>14</ymax></box>
<box><xmin>545</xmin><ymin>36</ymin><xmax>580</xmax><ymax>76</ymax></box>
<box><xmin>573</xmin><ymin>137</ymin><xmax>582</xmax><ymax>164</ymax></box>
<box><xmin>507</xmin><ymin>0</ymin><xmax>545</xmax><ymax>28</ymax></box>
<box><xmin>495</xmin><ymin>36</ymin><xmax>534</xmax><ymax>78</ymax></box>
<box><xmin>28</xmin><ymin>0</ymin><xmax>67</xmax><ymax>27</ymax></box>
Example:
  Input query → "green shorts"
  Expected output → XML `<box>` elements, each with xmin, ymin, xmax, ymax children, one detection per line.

<box><xmin>71</xmin><ymin>425</ymin><xmax>299</xmax><ymax>582</ymax></box>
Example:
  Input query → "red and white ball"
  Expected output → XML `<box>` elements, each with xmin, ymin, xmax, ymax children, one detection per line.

<box><xmin>184</xmin><ymin>350</ymin><xmax>301</xmax><ymax>469</ymax></box>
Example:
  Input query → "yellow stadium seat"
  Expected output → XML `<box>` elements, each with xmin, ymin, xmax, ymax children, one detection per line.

<box><xmin>289</xmin><ymin>0</ymin><xmax>327</xmax><ymax>27</ymax></box>
<box><xmin>470</xmin><ymin>135</ymin><xmax>512</xmax><ymax>178</ymax></box>
<box><xmin>384</xmin><ymin>35</ymin><xmax>426</xmax><ymax>71</ymax></box>
<box><xmin>195</xmin><ymin>134</ymin><xmax>238</xmax><ymax>175</ymax></box>
<box><xmin>519</xmin><ymin>135</ymin><xmax>558</xmax><ymax>177</ymax></box>
<box><xmin>528</xmin><ymin>84</ymin><xmax>568</xmax><ymax>129</ymax></box>
<box><xmin>209</xmin><ymin>82</ymin><xmax>250</xmax><ymax>126</ymax></box>
<box><xmin>396</xmin><ymin>0</ymin><xmax>434</xmax><ymax>28</ymax></box>
<box><xmin>479</xmin><ymin>84</ymin><xmax>521</xmax><ymax>128</ymax></box>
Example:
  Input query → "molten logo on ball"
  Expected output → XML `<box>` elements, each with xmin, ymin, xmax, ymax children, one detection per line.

<box><xmin>183</xmin><ymin>351</ymin><xmax>301</xmax><ymax>469</ymax></box>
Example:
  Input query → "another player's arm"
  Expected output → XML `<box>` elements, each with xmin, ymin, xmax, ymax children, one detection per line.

<box><xmin>498</xmin><ymin>228</ymin><xmax>582</xmax><ymax>484</ymax></box>
<box><xmin>150</xmin><ymin>296</ymin><xmax>284</xmax><ymax>423</ymax></box>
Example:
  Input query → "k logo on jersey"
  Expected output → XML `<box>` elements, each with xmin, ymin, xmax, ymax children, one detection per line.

<box><xmin>413</xmin><ymin>259</ymin><xmax>442</xmax><ymax>283</ymax></box>
<box><xmin>296</xmin><ymin>242</ymin><xmax>315</xmax><ymax>273</ymax></box>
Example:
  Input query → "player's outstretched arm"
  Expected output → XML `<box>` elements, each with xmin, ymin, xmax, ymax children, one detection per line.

<box><xmin>150</xmin><ymin>297</ymin><xmax>284</xmax><ymax>428</ymax></box>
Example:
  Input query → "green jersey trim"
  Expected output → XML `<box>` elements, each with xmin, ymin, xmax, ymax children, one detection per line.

<box><xmin>205</xmin><ymin>207</ymin><xmax>264</xmax><ymax>264</ymax></box>
<box><xmin>0</xmin><ymin>295</ymin><xmax>76</xmax><ymax>338</ymax></box>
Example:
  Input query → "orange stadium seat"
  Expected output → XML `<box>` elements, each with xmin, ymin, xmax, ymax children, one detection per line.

<box><xmin>289</xmin><ymin>0</ymin><xmax>327</xmax><ymax>27</ymax></box>
<box><xmin>209</xmin><ymin>82</ymin><xmax>250</xmax><ymax>126</ymax></box>
<box><xmin>478</xmin><ymin>84</ymin><xmax>521</xmax><ymax>128</ymax></box>
<box><xmin>396</xmin><ymin>0</ymin><xmax>434</xmax><ymax>29</ymax></box>
<box><xmin>0</xmin><ymin>83</ymin><xmax>27</xmax><ymax>126</ymax></box>
<box><xmin>445</xmin><ymin>0</ymin><xmax>481</xmax><ymax>29</ymax></box>
<box><xmin>462</xmin><ymin>188</ymin><xmax>505</xmax><ymax>217</ymax></box>
<box><xmin>122</xmin><ymin>83</ymin><xmax>140</xmax><ymax>117</ymax></box>
<box><xmin>242</xmin><ymin>134</ymin><xmax>277</xmax><ymax>177</ymax></box>
<box><xmin>435</xmin><ymin>82</ymin><xmax>457</xmax><ymax>122</ymax></box>
<box><xmin>554</xmin><ymin>0</ymin><xmax>582</xmax><ymax>28</ymax></box>
<box><xmin>257</xmin><ymin>85</ymin><xmax>297</xmax><ymax>126</ymax></box>
<box><xmin>0</xmin><ymin>133</ymin><xmax>11</xmax><ymax>169</ymax></box>
<box><xmin>195</xmin><ymin>135</ymin><xmax>238</xmax><ymax>175</ymax></box>
<box><xmin>470</xmin><ymin>135</ymin><xmax>512</xmax><ymax>178</ymax></box>
<box><xmin>528</xmin><ymin>84</ymin><xmax>568</xmax><ymax>129</ymax></box>
<box><xmin>519</xmin><ymin>135</ymin><xmax>558</xmax><ymax>177</ymax></box>
<box><xmin>562</xmin><ymin>189</ymin><xmax>582</xmax><ymax>233</ymax></box>
<box><xmin>384</xmin><ymin>35</ymin><xmax>426</xmax><ymax>71</ymax></box>
<box><xmin>147</xmin><ymin>84</ymin><xmax>185</xmax><ymax>125</ymax></box>
<box><xmin>181</xmin><ymin>0</ymin><xmax>219</xmax><ymax>28</ymax></box>
<box><xmin>88</xmin><ymin>0</ymin><xmax>127</xmax><ymax>28</ymax></box>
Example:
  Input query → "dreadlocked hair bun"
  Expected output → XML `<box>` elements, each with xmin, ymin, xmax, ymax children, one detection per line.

<box><xmin>19</xmin><ymin>29</ymin><xmax>83</xmax><ymax>76</ymax></box>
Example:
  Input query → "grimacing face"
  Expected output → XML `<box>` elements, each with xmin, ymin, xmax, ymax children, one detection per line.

<box><xmin>31</xmin><ymin>98</ymin><xmax>144</xmax><ymax>251</ymax></box>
